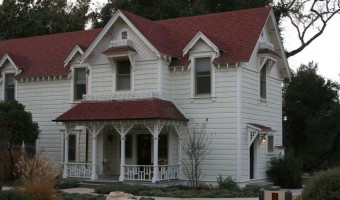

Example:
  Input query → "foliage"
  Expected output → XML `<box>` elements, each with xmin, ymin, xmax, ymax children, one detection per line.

<box><xmin>302</xmin><ymin>168</ymin><xmax>340</xmax><ymax>200</ymax></box>
<box><xmin>0</xmin><ymin>101</ymin><xmax>39</xmax><ymax>178</ymax></box>
<box><xmin>55</xmin><ymin>179</ymin><xmax>79</xmax><ymax>189</ymax></box>
<box><xmin>217</xmin><ymin>175</ymin><xmax>239</xmax><ymax>190</ymax></box>
<box><xmin>274</xmin><ymin>0</ymin><xmax>340</xmax><ymax>57</ymax></box>
<box><xmin>266</xmin><ymin>153</ymin><xmax>302</xmax><ymax>188</ymax></box>
<box><xmin>182</xmin><ymin>122</ymin><xmax>213</xmax><ymax>188</ymax></box>
<box><xmin>0</xmin><ymin>190</ymin><xmax>37</xmax><ymax>200</ymax></box>
<box><xmin>16</xmin><ymin>153</ymin><xmax>61</xmax><ymax>200</ymax></box>
<box><xmin>94</xmin><ymin>183</ymin><xmax>258</xmax><ymax>198</ymax></box>
<box><xmin>283</xmin><ymin>63</ymin><xmax>340</xmax><ymax>171</ymax></box>
<box><xmin>61</xmin><ymin>192</ymin><xmax>106</xmax><ymax>200</ymax></box>
<box><xmin>0</xmin><ymin>0</ymin><xmax>91</xmax><ymax>40</ymax></box>
<box><xmin>90</xmin><ymin>0</ymin><xmax>272</xmax><ymax>28</ymax></box>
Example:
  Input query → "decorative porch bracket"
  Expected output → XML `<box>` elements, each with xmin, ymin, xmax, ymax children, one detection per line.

<box><xmin>145</xmin><ymin>121</ymin><xmax>165</xmax><ymax>183</ymax></box>
<box><xmin>63</xmin><ymin>123</ymin><xmax>77</xmax><ymax>178</ymax></box>
<box><xmin>86</xmin><ymin>124</ymin><xmax>105</xmax><ymax>180</ymax></box>
<box><xmin>113</xmin><ymin>123</ymin><xmax>135</xmax><ymax>182</ymax></box>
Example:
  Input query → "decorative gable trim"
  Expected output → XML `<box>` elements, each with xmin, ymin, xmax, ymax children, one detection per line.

<box><xmin>80</xmin><ymin>10</ymin><xmax>161</xmax><ymax>63</ymax></box>
<box><xmin>64</xmin><ymin>45</ymin><xmax>84</xmax><ymax>67</ymax></box>
<box><xmin>182</xmin><ymin>31</ymin><xmax>220</xmax><ymax>57</ymax></box>
<box><xmin>0</xmin><ymin>53</ymin><xmax>18</xmax><ymax>71</ymax></box>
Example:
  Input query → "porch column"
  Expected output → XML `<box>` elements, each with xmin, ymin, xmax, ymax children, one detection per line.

<box><xmin>63</xmin><ymin>132</ymin><xmax>69</xmax><ymax>178</ymax></box>
<box><xmin>152</xmin><ymin>124</ymin><xmax>160</xmax><ymax>183</ymax></box>
<box><xmin>91</xmin><ymin>134</ymin><xmax>98</xmax><ymax>180</ymax></box>
<box><xmin>87</xmin><ymin>124</ymin><xmax>104</xmax><ymax>180</ymax></box>
<box><xmin>119</xmin><ymin>136</ymin><xmax>126</xmax><ymax>181</ymax></box>
<box><xmin>178</xmin><ymin>137</ymin><xmax>183</xmax><ymax>179</ymax></box>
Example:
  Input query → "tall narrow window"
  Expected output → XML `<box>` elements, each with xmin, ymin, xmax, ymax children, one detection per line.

<box><xmin>74</xmin><ymin>68</ymin><xmax>86</xmax><ymax>100</ymax></box>
<box><xmin>121</xmin><ymin>31</ymin><xmax>128</xmax><ymax>39</ymax></box>
<box><xmin>5</xmin><ymin>73</ymin><xmax>15</xmax><ymax>101</ymax></box>
<box><xmin>260</xmin><ymin>65</ymin><xmax>267</xmax><ymax>99</ymax></box>
<box><xmin>125</xmin><ymin>135</ymin><xmax>132</xmax><ymax>158</ymax></box>
<box><xmin>116</xmin><ymin>60</ymin><xmax>131</xmax><ymax>91</ymax></box>
<box><xmin>68</xmin><ymin>134</ymin><xmax>76</xmax><ymax>162</ymax></box>
<box><xmin>195</xmin><ymin>57</ymin><xmax>211</xmax><ymax>95</ymax></box>
<box><xmin>267</xmin><ymin>135</ymin><xmax>274</xmax><ymax>153</ymax></box>
<box><xmin>158</xmin><ymin>135</ymin><xmax>168</xmax><ymax>159</ymax></box>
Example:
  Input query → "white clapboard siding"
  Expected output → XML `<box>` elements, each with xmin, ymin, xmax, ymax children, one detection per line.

<box><xmin>134</xmin><ymin>60</ymin><xmax>158</xmax><ymax>91</ymax></box>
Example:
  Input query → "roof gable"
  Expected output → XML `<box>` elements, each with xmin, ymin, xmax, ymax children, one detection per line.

<box><xmin>183</xmin><ymin>31</ymin><xmax>220</xmax><ymax>57</ymax></box>
<box><xmin>64</xmin><ymin>45</ymin><xmax>85</xmax><ymax>67</ymax></box>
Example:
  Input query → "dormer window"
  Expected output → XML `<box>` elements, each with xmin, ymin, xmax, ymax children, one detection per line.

<box><xmin>74</xmin><ymin>68</ymin><xmax>87</xmax><ymax>101</ymax></box>
<box><xmin>195</xmin><ymin>57</ymin><xmax>211</xmax><ymax>95</ymax></box>
<box><xmin>260</xmin><ymin>64</ymin><xmax>267</xmax><ymax>99</ymax></box>
<box><xmin>121</xmin><ymin>31</ymin><xmax>128</xmax><ymax>40</ymax></box>
<box><xmin>5</xmin><ymin>73</ymin><xmax>15</xmax><ymax>101</ymax></box>
<box><xmin>116</xmin><ymin>60</ymin><xmax>131</xmax><ymax>91</ymax></box>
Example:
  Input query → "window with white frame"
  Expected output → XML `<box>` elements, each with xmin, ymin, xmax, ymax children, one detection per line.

<box><xmin>195</xmin><ymin>57</ymin><xmax>211</xmax><ymax>95</ymax></box>
<box><xmin>260</xmin><ymin>64</ymin><xmax>267</xmax><ymax>99</ymax></box>
<box><xmin>68</xmin><ymin>134</ymin><xmax>76</xmax><ymax>162</ymax></box>
<box><xmin>5</xmin><ymin>73</ymin><xmax>15</xmax><ymax>101</ymax></box>
<box><xmin>158</xmin><ymin>135</ymin><xmax>168</xmax><ymax>159</ymax></box>
<box><xmin>267</xmin><ymin>135</ymin><xmax>274</xmax><ymax>153</ymax></box>
<box><xmin>74</xmin><ymin>68</ymin><xmax>87</xmax><ymax>100</ymax></box>
<box><xmin>121</xmin><ymin>31</ymin><xmax>128</xmax><ymax>40</ymax></box>
<box><xmin>116</xmin><ymin>60</ymin><xmax>131</xmax><ymax>91</ymax></box>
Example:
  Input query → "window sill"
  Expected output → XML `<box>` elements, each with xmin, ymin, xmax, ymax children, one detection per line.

<box><xmin>258</xmin><ymin>98</ymin><xmax>267</xmax><ymax>103</ymax></box>
<box><xmin>191</xmin><ymin>94</ymin><xmax>216</xmax><ymax>102</ymax></box>
<box><xmin>266</xmin><ymin>152</ymin><xmax>275</xmax><ymax>155</ymax></box>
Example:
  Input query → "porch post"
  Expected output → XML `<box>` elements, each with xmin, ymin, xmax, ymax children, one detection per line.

<box><xmin>91</xmin><ymin>133</ymin><xmax>98</xmax><ymax>180</ymax></box>
<box><xmin>152</xmin><ymin>124</ymin><xmax>160</xmax><ymax>183</ymax></box>
<box><xmin>178</xmin><ymin>137</ymin><xmax>183</xmax><ymax>179</ymax></box>
<box><xmin>63</xmin><ymin>132</ymin><xmax>69</xmax><ymax>178</ymax></box>
<box><xmin>119</xmin><ymin>136</ymin><xmax>126</xmax><ymax>181</ymax></box>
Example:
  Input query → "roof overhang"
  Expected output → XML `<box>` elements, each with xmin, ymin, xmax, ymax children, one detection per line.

<box><xmin>54</xmin><ymin>98</ymin><xmax>188</xmax><ymax>122</ymax></box>
<box><xmin>182</xmin><ymin>31</ymin><xmax>220</xmax><ymax>57</ymax></box>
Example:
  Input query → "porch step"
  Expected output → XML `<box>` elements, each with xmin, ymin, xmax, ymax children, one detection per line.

<box><xmin>245</xmin><ymin>181</ymin><xmax>274</xmax><ymax>190</ymax></box>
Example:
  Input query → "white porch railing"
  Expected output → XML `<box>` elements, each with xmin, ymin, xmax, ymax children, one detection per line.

<box><xmin>124</xmin><ymin>164</ymin><xmax>180</xmax><ymax>181</ymax></box>
<box><xmin>67</xmin><ymin>163</ymin><xmax>92</xmax><ymax>178</ymax></box>
<box><xmin>159</xmin><ymin>164</ymin><xmax>180</xmax><ymax>181</ymax></box>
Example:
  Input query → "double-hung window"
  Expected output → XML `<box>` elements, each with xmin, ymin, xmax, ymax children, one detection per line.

<box><xmin>74</xmin><ymin>68</ymin><xmax>86</xmax><ymax>101</ymax></box>
<box><xmin>260</xmin><ymin>65</ymin><xmax>267</xmax><ymax>99</ymax></box>
<box><xmin>267</xmin><ymin>135</ymin><xmax>274</xmax><ymax>154</ymax></box>
<box><xmin>68</xmin><ymin>134</ymin><xmax>76</xmax><ymax>162</ymax></box>
<box><xmin>5</xmin><ymin>73</ymin><xmax>15</xmax><ymax>101</ymax></box>
<box><xmin>116</xmin><ymin>60</ymin><xmax>131</xmax><ymax>91</ymax></box>
<box><xmin>195</xmin><ymin>57</ymin><xmax>211</xmax><ymax>95</ymax></box>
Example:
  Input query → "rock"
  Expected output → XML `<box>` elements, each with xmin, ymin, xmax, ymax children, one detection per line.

<box><xmin>106</xmin><ymin>191</ymin><xmax>136</xmax><ymax>200</ymax></box>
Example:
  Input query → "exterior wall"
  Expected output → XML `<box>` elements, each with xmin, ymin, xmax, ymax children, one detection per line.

<box><xmin>16</xmin><ymin>79</ymin><xmax>72</xmax><ymax>161</ymax></box>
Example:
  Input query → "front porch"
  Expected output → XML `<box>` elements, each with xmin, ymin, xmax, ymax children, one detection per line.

<box><xmin>54</xmin><ymin>95</ymin><xmax>187</xmax><ymax>183</ymax></box>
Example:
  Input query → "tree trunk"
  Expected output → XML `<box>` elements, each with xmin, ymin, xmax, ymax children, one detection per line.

<box><xmin>8</xmin><ymin>141</ymin><xmax>15</xmax><ymax>179</ymax></box>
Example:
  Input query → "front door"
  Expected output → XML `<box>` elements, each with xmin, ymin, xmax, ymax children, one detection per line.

<box><xmin>138</xmin><ymin>135</ymin><xmax>151</xmax><ymax>165</ymax></box>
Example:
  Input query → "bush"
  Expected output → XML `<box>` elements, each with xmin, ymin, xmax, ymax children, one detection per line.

<box><xmin>95</xmin><ymin>183</ymin><xmax>153</xmax><ymax>195</ymax></box>
<box><xmin>55</xmin><ymin>179</ymin><xmax>79</xmax><ymax>189</ymax></box>
<box><xmin>217</xmin><ymin>175</ymin><xmax>239</xmax><ymax>190</ymax></box>
<box><xmin>61</xmin><ymin>192</ymin><xmax>106</xmax><ymax>200</ymax></box>
<box><xmin>267</xmin><ymin>153</ymin><xmax>302</xmax><ymax>188</ymax></box>
<box><xmin>16</xmin><ymin>153</ymin><xmax>61</xmax><ymax>200</ymax></box>
<box><xmin>302</xmin><ymin>168</ymin><xmax>340</xmax><ymax>200</ymax></box>
<box><xmin>0</xmin><ymin>190</ymin><xmax>37</xmax><ymax>200</ymax></box>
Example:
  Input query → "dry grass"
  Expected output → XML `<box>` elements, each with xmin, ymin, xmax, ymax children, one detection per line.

<box><xmin>16</xmin><ymin>153</ymin><xmax>61</xmax><ymax>200</ymax></box>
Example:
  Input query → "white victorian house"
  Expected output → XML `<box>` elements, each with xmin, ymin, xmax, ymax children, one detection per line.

<box><xmin>0</xmin><ymin>7</ymin><xmax>290</xmax><ymax>186</ymax></box>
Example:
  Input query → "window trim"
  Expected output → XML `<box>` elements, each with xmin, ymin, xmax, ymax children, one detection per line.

<box><xmin>266</xmin><ymin>134</ymin><xmax>274</xmax><ymax>154</ymax></box>
<box><xmin>194</xmin><ymin>57</ymin><xmax>212</xmax><ymax>96</ymax></box>
<box><xmin>190</xmin><ymin>53</ymin><xmax>216</xmax><ymax>100</ymax></box>
<box><xmin>72</xmin><ymin>66</ymin><xmax>88</xmax><ymax>102</ymax></box>
<box><xmin>115</xmin><ymin>59</ymin><xmax>132</xmax><ymax>91</ymax></box>
<box><xmin>120</xmin><ymin>28</ymin><xmax>129</xmax><ymax>40</ymax></box>
<box><xmin>259</xmin><ymin>64</ymin><xmax>267</xmax><ymax>100</ymax></box>
<box><xmin>4</xmin><ymin>73</ymin><xmax>16</xmax><ymax>101</ymax></box>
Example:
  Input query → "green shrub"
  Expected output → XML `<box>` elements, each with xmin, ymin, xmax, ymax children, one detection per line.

<box><xmin>0</xmin><ymin>190</ymin><xmax>37</xmax><ymax>200</ymax></box>
<box><xmin>61</xmin><ymin>192</ymin><xmax>105</xmax><ymax>200</ymax></box>
<box><xmin>95</xmin><ymin>183</ymin><xmax>153</xmax><ymax>195</ymax></box>
<box><xmin>55</xmin><ymin>179</ymin><xmax>79</xmax><ymax>189</ymax></box>
<box><xmin>217</xmin><ymin>175</ymin><xmax>238</xmax><ymax>190</ymax></box>
<box><xmin>302</xmin><ymin>168</ymin><xmax>340</xmax><ymax>200</ymax></box>
<box><xmin>267</xmin><ymin>153</ymin><xmax>302</xmax><ymax>188</ymax></box>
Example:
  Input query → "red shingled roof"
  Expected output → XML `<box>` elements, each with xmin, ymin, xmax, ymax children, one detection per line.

<box><xmin>54</xmin><ymin>99</ymin><xmax>187</xmax><ymax>122</ymax></box>
<box><xmin>0</xmin><ymin>29</ymin><xmax>101</xmax><ymax>78</ymax></box>
<box><xmin>0</xmin><ymin>7</ymin><xmax>272</xmax><ymax>78</ymax></box>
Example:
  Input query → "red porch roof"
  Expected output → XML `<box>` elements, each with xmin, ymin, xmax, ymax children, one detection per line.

<box><xmin>54</xmin><ymin>99</ymin><xmax>187</xmax><ymax>122</ymax></box>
